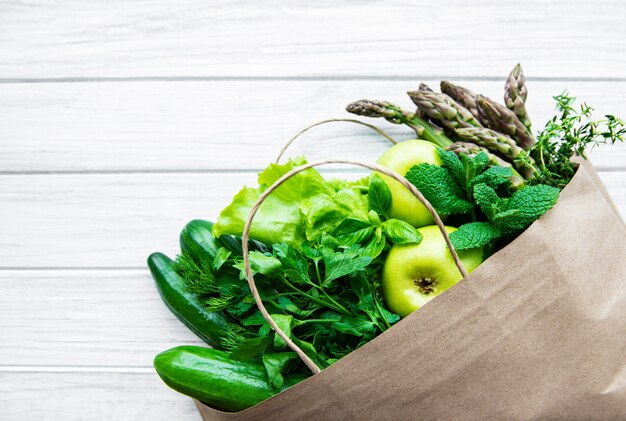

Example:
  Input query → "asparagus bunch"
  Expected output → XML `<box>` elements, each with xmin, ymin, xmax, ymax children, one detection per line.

<box><xmin>504</xmin><ymin>63</ymin><xmax>532</xmax><ymax>131</ymax></box>
<box><xmin>346</xmin><ymin>63</ymin><xmax>539</xmax><ymax>181</ymax></box>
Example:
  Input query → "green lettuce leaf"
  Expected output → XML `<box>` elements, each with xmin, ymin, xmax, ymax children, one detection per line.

<box><xmin>213</xmin><ymin>157</ymin><xmax>369</xmax><ymax>247</ymax></box>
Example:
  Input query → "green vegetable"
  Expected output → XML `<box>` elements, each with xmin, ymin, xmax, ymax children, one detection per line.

<box><xmin>440</xmin><ymin>80</ymin><xmax>479</xmax><ymax>119</ymax></box>
<box><xmin>476</xmin><ymin>94</ymin><xmax>535</xmax><ymax>150</ymax></box>
<box><xmin>213</xmin><ymin>157</ymin><xmax>369</xmax><ymax>247</ymax></box>
<box><xmin>180</xmin><ymin>220</ymin><xmax>221</xmax><ymax>262</ymax></box>
<box><xmin>345</xmin><ymin>99</ymin><xmax>453</xmax><ymax>148</ymax></box>
<box><xmin>504</xmin><ymin>63</ymin><xmax>532</xmax><ymax>131</ymax></box>
<box><xmin>154</xmin><ymin>346</ymin><xmax>307</xmax><ymax>412</ymax></box>
<box><xmin>147</xmin><ymin>252</ymin><xmax>237</xmax><ymax>348</ymax></box>
<box><xmin>408</xmin><ymin>90</ymin><xmax>483</xmax><ymax>130</ymax></box>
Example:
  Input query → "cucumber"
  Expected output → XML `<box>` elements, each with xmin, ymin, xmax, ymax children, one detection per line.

<box><xmin>179</xmin><ymin>219</ymin><xmax>221</xmax><ymax>263</ymax></box>
<box><xmin>148</xmin><ymin>252</ymin><xmax>234</xmax><ymax>348</ymax></box>
<box><xmin>154</xmin><ymin>346</ymin><xmax>306</xmax><ymax>412</ymax></box>
<box><xmin>219</xmin><ymin>233</ymin><xmax>244</xmax><ymax>255</ymax></box>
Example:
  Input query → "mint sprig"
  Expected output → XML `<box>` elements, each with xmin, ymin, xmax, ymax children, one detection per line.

<box><xmin>406</xmin><ymin>148</ymin><xmax>561</xmax><ymax>251</ymax></box>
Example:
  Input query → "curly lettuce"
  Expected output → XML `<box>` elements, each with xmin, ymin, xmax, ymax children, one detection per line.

<box><xmin>213</xmin><ymin>157</ymin><xmax>369</xmax><ymax>247</ymax></box>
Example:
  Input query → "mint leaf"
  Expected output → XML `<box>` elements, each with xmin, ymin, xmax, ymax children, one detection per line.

<box><xmin>322</xmin><ymin>247</ymin><xmax>372</xmax><ymax>286</ymax></box>
<box><xmin>382</xmin><ymin>219</ymin><xmax>423</xmax><ymax>244</ymax></box>
<box><xmin>405</xmin><ymin>164</ymin><xmax>474</xmax><ymax>215</ymax></box>
<box><xmin>368</xmin><ymin>174</ymin><xmax>392</xmax><ymax>217</ymax></box>
<box><xmin>469</xmin><ymin>166</ymin><xmax>513</xmax><ymax>190</ymax></box>
<box><xmin>450</xmin><ymin>222</ymin><xmax>502</xmax><ymax>250</ymax></box>
<box><xmin>495</xmin><ymin>185</ymin><xmax>560</xmax><ymax>233</ymax></box>
<box><xmin>437</xmin><ymin>148</ymin><xmax>465</xmax><ymax>187</ymax></box>
<box><xmin>473</xmin><ymin>183</ymin><xmax>507</xmax><ymax>220</ymax></box>
<box><xmin>331</xmin><ymin>217</ymin><xmax>374</xmax><ymax>246</ymax></box>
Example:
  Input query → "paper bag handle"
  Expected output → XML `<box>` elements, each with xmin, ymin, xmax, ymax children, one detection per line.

<box><xmin>241</xmin><ymin>159</ymin><xmax>468</xmax><ymax>375</ymax></box>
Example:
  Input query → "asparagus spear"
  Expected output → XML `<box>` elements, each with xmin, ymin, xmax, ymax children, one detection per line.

<box><xmin>476</xmin><ymin>95</ymin><xmax>535</xmax><ymax>150</ymax></box>
<box><xmin>415</xmin><ymin>83</ymin><xmax>434</xmax><ymax>119</ymax></box>
<box><xmin>440</xmin><ymin>81</ymin><xmax>480</xmax><ymax>120</ymax></box>
<box><xmin>446</xmin><ymin>142</ymin><xmax>526</xmax><ymax>189</ymax></box>
<box><xmin>419</xmin><ymin>83</ymin><xmax>434</xmax><ymax>93</ymax></box>
<box><xmin>407</xmin><ymin>90</ymin><xmax>483</xmax><ymax>131</ymax></box>
<box><xmin>455</xmin><ymin>127</ymin><xmax>538</xmax><ymax>178</ymax></box>
<box><xmin>504</xmin><ymin>63</ymin><xmax>532</xmax><ymax>131</ymax></box>
<box><xmin>345</xmin><ymin>99</ymin><xmax>453</xmax><ymax>148</ymax></box>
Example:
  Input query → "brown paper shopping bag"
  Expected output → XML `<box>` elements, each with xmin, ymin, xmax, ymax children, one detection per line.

<box><xmin>196</xmin><ymin>160</ymin><xmax>626</xmax><ymax>421</ymax></box>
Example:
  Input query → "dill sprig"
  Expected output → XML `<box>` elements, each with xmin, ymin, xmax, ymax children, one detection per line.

<box><xmin>529</xmin><ymin>92</ymin><xmax>626</xmax><ymax>188</ymax></box>
<box><xmin>174</xmin><ymin>252</ymin><xmax>219</xmax><ymax>294</ymax></box>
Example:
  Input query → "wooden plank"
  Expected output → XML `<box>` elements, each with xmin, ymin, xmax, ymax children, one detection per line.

<box><xmin>0</xmin><ymin>269</ymin><xmax>201</xmax><ymax>368</ymax></box>
<box><xmin>0</xmin><ymin>370</ymin><xmax>200</xmax><ymax>421</ymax></box>
<box><xmin>1</xmin><ymin>80</ymin><xmax>626</xmax><ymax>172</ymax></box>
<box><xmin>1</xmin><ymin>172</ymin><xmax>625</xmax><ymax>269</ymax></box>
<box><xmin>0</xmin><ymin>0</ymin><xmax>625</xmax><ymax>79</ymax></box>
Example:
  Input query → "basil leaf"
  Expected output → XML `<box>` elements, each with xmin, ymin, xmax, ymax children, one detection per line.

<box><xmin>331</xmin><ymin>217</ymin><xmax>374</xmax><ymax>246</ymax></box>
<box><xmin>368</xmin><ymin>174</ymin><xmax>392</xmax><ymax>217</ymax></box>
<box><xmin>382</xmin><ymin>219</ymin><xmax>423</xmax><ymax>244</ymax></box>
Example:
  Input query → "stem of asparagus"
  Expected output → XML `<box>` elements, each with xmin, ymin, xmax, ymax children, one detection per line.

<box><xmin>504</xmin><ymin>63</ymin><xmax>532</xmax><ymax>131</ymax></box>
<box><xmin>345</xmin><ymin>99</ymin><xmax>453</xmax><ymax>148</ymax></box>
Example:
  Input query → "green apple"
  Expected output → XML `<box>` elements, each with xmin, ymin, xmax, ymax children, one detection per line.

<box><xmin>382</xmin><ymin>225</ymin><xmax>483</xmax><ymax>317</ymax></box>
<box><xmin>376</xmin><ymin>139</ymin><xmax>442</xmax><ymax>227</ymax></box>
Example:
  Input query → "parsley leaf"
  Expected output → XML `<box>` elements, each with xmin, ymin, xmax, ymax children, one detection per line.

<box><xmin>321</xmin><ymin>247</ymin><xmax>372</xmax><ymax>286</ymax></box>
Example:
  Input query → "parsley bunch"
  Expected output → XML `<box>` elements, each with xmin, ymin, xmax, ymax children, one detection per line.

<box><xmin>174</xmin><ymin>232</ymin><xmax>401</xmax><ymax>388</ymax></box>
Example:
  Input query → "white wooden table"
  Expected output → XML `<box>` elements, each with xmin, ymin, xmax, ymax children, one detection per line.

<box><xmin>1</xmin><ymin>1</ymin><xmax>625</xmax><ymax>419</ymax></box>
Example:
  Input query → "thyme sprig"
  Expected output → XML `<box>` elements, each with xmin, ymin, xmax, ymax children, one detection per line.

<box><xmin>527</xmin><ymin>93</ymin><xmax>626</xmax><ymax>188</ymax></box>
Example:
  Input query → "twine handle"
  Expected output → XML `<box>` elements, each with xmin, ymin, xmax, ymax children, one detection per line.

<box><xmin>275</xmin><ymin>118</ymin><xmax>397</xmax><ymax>164</ymax></box>
<box><xmin>242</xmin><ymin>159</ymin><xmax>468</xmax><ymax>375</ymax></box>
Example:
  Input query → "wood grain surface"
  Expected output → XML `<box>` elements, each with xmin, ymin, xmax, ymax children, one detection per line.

<box><xmin>1</xmin><ymin>1</ymin><xmax>625</xmax><ymax>419</ymax></box>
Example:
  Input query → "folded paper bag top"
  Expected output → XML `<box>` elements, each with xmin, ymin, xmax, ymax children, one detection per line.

<box><xmin>196</xmin><ymin>161</ymin><xmax>626</xmax><ymax>421</ymax></box>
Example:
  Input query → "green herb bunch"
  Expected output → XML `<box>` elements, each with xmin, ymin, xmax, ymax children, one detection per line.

<box><xmin>528</xmin><ymin>93</ymin><xmax>626</xmax><ymax>188</ymax></box>
<box><xmin>404</xmin><ymin>149</ymin><xmax>560</xmax><ymax>251</ymax></box>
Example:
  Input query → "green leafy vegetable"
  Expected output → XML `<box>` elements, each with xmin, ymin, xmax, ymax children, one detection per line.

<box><xmin>213</xmin><ymin>157</ymin><xmax>369</xmax><ymax>246</ymax></box>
